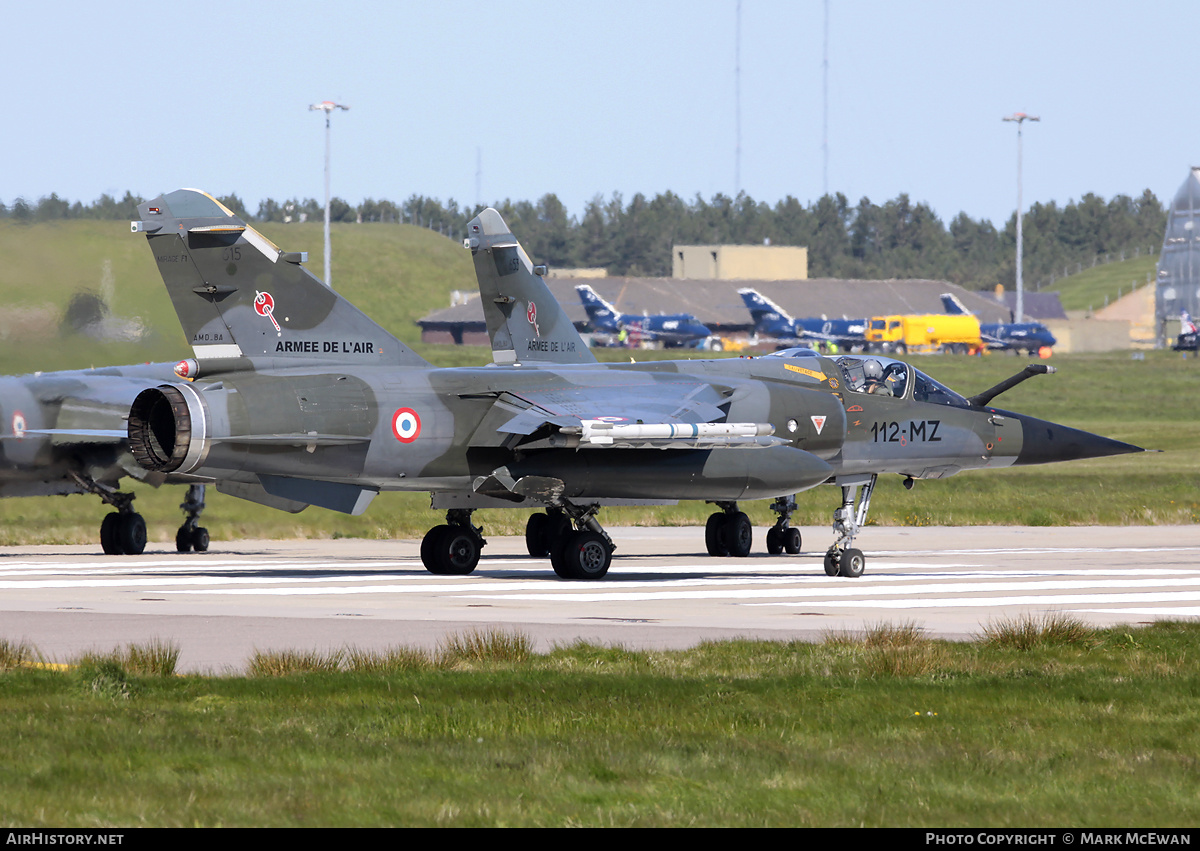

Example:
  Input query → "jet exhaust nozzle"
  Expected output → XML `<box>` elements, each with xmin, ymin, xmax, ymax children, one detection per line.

<box><xmin>127</xmin><ymin>384</ymin><xmax>208</xmax><ymax>474</ymax></box>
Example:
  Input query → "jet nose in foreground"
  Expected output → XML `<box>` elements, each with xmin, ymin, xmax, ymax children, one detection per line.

<box><xmin>1008</xmin><ymin>412</ymin><xmax>1144</xmax><ymax>466</ymax></box>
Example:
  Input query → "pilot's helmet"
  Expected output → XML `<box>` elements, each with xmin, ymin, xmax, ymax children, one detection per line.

<box><xmin>863</xmin><ymin>359</ymin><xmax>884</xmax><ymax>380</ymax></box>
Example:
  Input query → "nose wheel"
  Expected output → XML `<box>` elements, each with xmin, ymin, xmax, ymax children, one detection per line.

<box><xmin>825</xmin><ymin>475</ymin><xmax>876</xmax><ymax>578</ymax></box>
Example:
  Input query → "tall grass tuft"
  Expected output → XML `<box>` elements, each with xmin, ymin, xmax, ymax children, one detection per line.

<box><xmin>438</xmin><ymin>628</ymin><xmax>532</xmax><ymax>667</ymax></box>
<box><xmin>980</xmin><ymin>612</ymin><xmax>1098</xmax><ymax>650</ymax></box>
<box><xmin>247</xmin><ymin>648</ymin><xmax>346</xmax><ymax>677</ymax></box>
<box><xmin>75</xmin><ymin>659</ymin><xmax>134</xmax><ymax>700</ymax></box>
<box><xmin>822</xmin><ymin>621</ymin><xmax>925</xmax><ymax>647</ymax></box>
<box><xmin>0</xmin><ymin>639</ymin><xmax>38</xmax><ymax>671</ymax></box>
<box><xmin>74</xmin><ymin>640</ymin><xmax>180</xmax><ymax>677</ymax></box>
<box><xmin>344</xmin><ymin>645</ymin><xmax>433</xmax><ymax>673</ymax></box>
<box><xmin>862</xmin><ymin>621</ymin><xmax>925</xmax><ymax>647</ymax></box>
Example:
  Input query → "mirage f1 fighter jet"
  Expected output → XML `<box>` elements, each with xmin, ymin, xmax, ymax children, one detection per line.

<box><xmin>0</xmin><ymin>363</ymin><xmax>211</xmax><ymax>554</ymax></box>
<box><xmin>126</xmin><ymin>190</ymin><xmax>1142</xmax><ymax>579</ymax></box>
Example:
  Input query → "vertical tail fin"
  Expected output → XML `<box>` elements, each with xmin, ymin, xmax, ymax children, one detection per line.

<box><xmin>940</xmin><ymin>292</ymin><xmax>972</xmax><ymax>316</ymax></box>
<box><xmin>575</xmin><ymin>284</ymin><xmax>622</xmax><ymax>332</ymax></box>
<box><xmin>737</xmin><ymin>288</ymin><xmax>792</xmax><ymax>324</ymax></box>
<box><xmin>464</xmin><ymin>208</ymin><xmax>595</xmax><ymax>364</ymax></box>
<box><xmin>133</xmin><ymin>189</ymin><xmax>429</xmax><ymax>368</ymax></box>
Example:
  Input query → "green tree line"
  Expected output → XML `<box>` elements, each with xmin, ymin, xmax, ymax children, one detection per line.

<box><xmin>1</xmin><ymin>188</ymin><xmax>1166</xmax><ymax>290</ymax></box>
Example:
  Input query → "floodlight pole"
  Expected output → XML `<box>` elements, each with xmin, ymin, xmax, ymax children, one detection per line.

<box><xmin>1003</xmin><ymin>112</ymin><xmax>1039</xmax><ymax>323</ymax></box>
<box><xmin>309</xmin><ymin>100</ymin><xmax>350</xmax><ymax>288</ymax></box>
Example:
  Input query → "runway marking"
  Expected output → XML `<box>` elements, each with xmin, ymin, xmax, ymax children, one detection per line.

<box><xmin>457</xmin><ymin>576</ymin><xmax>1200</xmax><ymax>604</ymax></box>
<box><xmin>4</xmin><ymin>550</ymin><xmax>1200</xmax><ymax>626</ymax></box>
<box><xmin>756</xmin><ymin>592</ymin><xmax>1200</xmax><ymax>610</ymax></box>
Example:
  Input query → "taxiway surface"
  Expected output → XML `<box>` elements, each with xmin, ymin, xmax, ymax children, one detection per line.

<box><xmin>1</xmin><ymin>525</ymin><xmax>1197</xmax><ymax>673</ymax></box>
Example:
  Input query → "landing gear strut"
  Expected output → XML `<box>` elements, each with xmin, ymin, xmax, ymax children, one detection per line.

<box><xmin>766</xmin><ymin>495</ymin><xmax>803</xmax><ymax>555</ymax></box>
<box><xmin>526</xmin><ymin>503</ymin><xmax>615</xmax><ymax>580</ymax></box>
<box><xmin>704</xmin><ymin>501</ymin><xmax>752</xmax><ymax>557</ymax></box>
<box><xmin>824</xmin><ymin>474</ymin><xmax>876</xmax><ymax>578</ymax></box>
<box><xmin>175</xmin><ymin>485</ymin><xmax>209</xmax><ymax>553</ymax></box>
<box><xmin>70</xmin><ymin>473</ymin><xmax>147</xmax><ymax>556</ymax></box>
<box><xmin>421</xmin><ymin>508</ymin><xmax>486</xmax><ymax>575</ymax></box>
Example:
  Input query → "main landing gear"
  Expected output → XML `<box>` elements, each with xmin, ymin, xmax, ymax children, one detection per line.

<box><xmin>704</xmin><ymin>496</ymin><xmax>802</xmax><ymax>558</ymax></box>
<box><xmin>823</xmin><ymin>474</ymin><xmax>876</xmax><ymax>578</ymax></box>
<box><xmin>72</xmin><ymin>475</ymin><xmax>212</xmax><ymax>556</ymax></box>
<box><xmin>421</xmin><ymin>508</ymin><xmax>486</xmax><ymax>575</ymax></box>
<box><xmin>766</xmin><ymin>495</ymin><xmax>803</xmax><ymax>555</ymax></box>
<box><xmin>175</xmin><ymin>485</ymin><xmax>210</xmax><ymax>553</ymax></box>
<box><xmin>704</xmin><ymin>502</ymin><xmax>753</xmax><ymax>557</ymax></box>
<box><xmin>524</xmin><ymin>503</ymin><xmax>615</xmax><ymax>580</ymax></box>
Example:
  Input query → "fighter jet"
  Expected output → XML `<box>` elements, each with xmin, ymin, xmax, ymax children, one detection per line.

<box><xmin>0</xmin><ymin>362</ymin><xmax>211</xmax><ymax>554</ymax></box>
<box><xmin>576</xmin><ymin>284</ymin><xmax>711</xmax><ymax>347</ymax></box>
<box><xmin>126</xmin><ymin>189</ymin><xmax>1142</xmax><ymax>580</ymax></box>
<box><xmin>738</xmin><ymin>288</ymin><xmax>866</xmax><ymax>350</ymax></box>
<box><xmin>940</xmin><ymin>293</ymin><xmax>1056</xmax><ymax>354</ymax></box>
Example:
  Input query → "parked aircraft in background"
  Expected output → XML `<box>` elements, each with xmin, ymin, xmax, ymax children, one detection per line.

<box><xmin>0</xmin><ymin>363</ymin><xmax>210</xmax><ymax>554</ymax></box>
<box><xmin>738</xmin><ymin>288</ymin><xmax>866</xmax><ymax>350</ymax></box>
<box><xmin>576</xmin><ymin>284</ymin><xmax>711</xmax><ymax>346</ymax></box>
<box><xmin>127</xmin><ymin>190</ymin><xmax>1142</xmax><ymax>581</ymax></box>
<box><xmin>940</xmin><ymin>293</ymin><xmax>1056</xmax><ymax>355</ymax></box>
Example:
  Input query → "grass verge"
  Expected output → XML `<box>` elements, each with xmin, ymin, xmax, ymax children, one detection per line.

<box><xmin>2</xmin><ymin>622</ymin><xmax>1199</xmax><ymax>826</ymax></box>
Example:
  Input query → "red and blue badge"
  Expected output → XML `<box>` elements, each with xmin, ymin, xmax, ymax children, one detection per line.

<box><xmin>392</xmin><ymin>408</ymin><xmax>421</xmax><ymax>443</ymax></box>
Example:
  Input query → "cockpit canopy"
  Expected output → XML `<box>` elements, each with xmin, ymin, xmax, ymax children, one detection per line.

<box><xmin>763</xmin><ymin>349</ymin><xmax>972</xmax><ymax>408</ymax></box>
<box><xmin>832</xmin><ymin>354</ymin><xmax>971</xmax><ymax>408</ymax></box>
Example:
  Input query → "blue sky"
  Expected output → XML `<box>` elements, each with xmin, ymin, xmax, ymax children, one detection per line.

<box><xmin>5</xmin><ymin>1</ymin><xmax>1197</xmax><ymax>226</ymax></box>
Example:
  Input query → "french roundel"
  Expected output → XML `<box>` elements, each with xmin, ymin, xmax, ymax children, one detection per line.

<box><xmin>392</xmin><ymin>408</ymin><xmax>421</xmax><ymax>443</ymax></box>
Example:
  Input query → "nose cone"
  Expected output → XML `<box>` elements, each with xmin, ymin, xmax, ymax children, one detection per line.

<box><xmin>1006</xmin><ymin>412</ymin><xmax>1143</xmax><ymax>466</ymax></box>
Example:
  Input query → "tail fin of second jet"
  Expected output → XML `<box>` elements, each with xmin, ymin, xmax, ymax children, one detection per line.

<box><xmin>464</xmin><ymin>208</ymin><xmax>595</xmax><ymax>364</ymax></box>
<box><xmin>940</xmin><ymin>292</ymin><xmax>973</xmax><ymax>316</ymax></box>
<box><xmin>575</xmin><ymin>284</ymin><xmax>623</xmax><ymax>332</ymax></box>
<box><xmin>133</xmin><ymin>189</ymin><xmax>429</xmax><ymax>369</ymax></box>
<box><xmin>738</xmin><ymin>288</ymin><xmax>793</xmax><ymax>325</ymax></box>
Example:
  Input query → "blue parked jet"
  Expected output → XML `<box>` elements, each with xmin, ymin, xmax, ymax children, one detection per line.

<box><xmin>940</xmin><ymin>293</ymin><xmax>1056</xmax><ymax>355</ymax></box>
<box><xmin>738</xmin><ymin>288</ymin><xmax>866</xmax><ymax>350</ymax></box>
<box><xmin>576</xmin><ymin>284</ymin><xmax>711</xmax><ymax>347</ymax></box>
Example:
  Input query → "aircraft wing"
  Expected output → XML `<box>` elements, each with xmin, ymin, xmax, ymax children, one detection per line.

<box><xmin>466</xmin><ymin>379</ymin><xmax>783</xmax><ymax>450</ymax></box>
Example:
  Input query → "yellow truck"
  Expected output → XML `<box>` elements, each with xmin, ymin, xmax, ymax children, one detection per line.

<box><xmin>864</xmin><ymin>314</ymin><xmax>982</xmax><ymax>355</ymax></box>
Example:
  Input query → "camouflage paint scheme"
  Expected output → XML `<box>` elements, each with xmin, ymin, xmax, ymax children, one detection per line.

<box><xmin>0</xmin><ymin>362</ymin><xmax>210</xmax><ymax>554</ymax></box>
<box><xmin>126</xmin><ymin>190</ymin><xmax>1142</xmax><ymax>580</ymax></box>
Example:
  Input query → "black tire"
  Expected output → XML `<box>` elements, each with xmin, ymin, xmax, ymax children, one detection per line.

<box><xmin>100</xmin><ymin>513</ymin><xmax>121</xmax><ymax>555</ymax></box>
<box><xmin>440</xmin><ymin>527</ymin><xmax>482</xmax><ymax>575</ymax></box>
<box><xmin>705</xmin><ymin>512</ymin><xmax>729</xmax><ymax>556</ymax></box>
<box><xmin>175</xmin><ymin>526</ymin><xmax>191</xmax><ymax>553</ymax></box>
<box><xmin>421</xmin><ymin>525</ymin><xmax>450</xmax><ymax>572</ymax></box>
<box><xmin>766</xmin><ymin>526</ymin><xmax>783</xmax><ymax>555</ymax></box>
<box><xmin>118</xmin><ymin>513</ymin><xmax>147</xmax><ymax>556</ymax></box>
<box><xmin>894</xmin><ymin>343</ymin><xmax>908</xmax><ymax>355</ymax></box>
<box><xmin>525</xmin><ymin>512</ymin><xmax>549</xmax><ymax>557</ymax></box>
<box><xmin>784</xmin><ymin>527</ymin><xmax>802</xmax><ymax>554</ymax></box>
<box><xmin>557</xmin><ymin>530</ymin><xmax>612</xmax><ymax>580</ymax></box>
<box><xmin>839</xmin><ymin>547</ymin><xmax>865</xmax><ymax>578</ymax></box>
<box><xmin>824</xmin><ymin>551</ymin><xmax>840</xmax><ymax>576</ymax></box>
<box><xmin>549</xmin><ymin>534</ymin><xmax>572</xmax><ymax>578</ymax></box>
<box><xmin>724</xmin><ymin>512</ymin><xmax>752</xmax><ymax>557</ymax></box>
<box><xmin>192</xmin><ymin>527</ymin><xmax>210</xmax><ymax>553</ymax></box>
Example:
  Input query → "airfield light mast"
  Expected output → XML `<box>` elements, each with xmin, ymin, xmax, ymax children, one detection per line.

<box><xmin>309</xmin><ymin>100</ymin><xmax>350</xmax><ymax>288</ymax></box>
<box><xmin>1003</xmin><ymin>112</ymin><xmax>1039</xmax><ymax>324</ymax></box>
